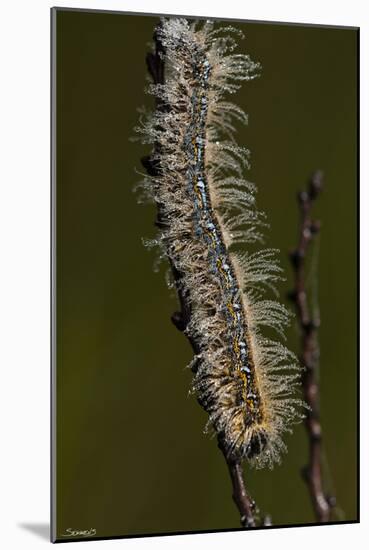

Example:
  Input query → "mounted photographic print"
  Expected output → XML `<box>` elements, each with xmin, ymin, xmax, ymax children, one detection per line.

<box><xmin>51</xmin><ymin>6</ymin><xmax>359</xmax><ymax>543</ymax></box>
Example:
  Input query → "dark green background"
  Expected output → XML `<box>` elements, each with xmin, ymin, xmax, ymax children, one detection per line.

<box><xmin>55</xmin><ymin>8</ymin><xmax>358</xmax><ymax>540</ymax></box>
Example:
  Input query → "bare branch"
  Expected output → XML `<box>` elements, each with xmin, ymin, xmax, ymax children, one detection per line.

<box><xmin>288</xmin><ymin>171</ymin><xmax>336</xmax><ymax>522</ymax></box>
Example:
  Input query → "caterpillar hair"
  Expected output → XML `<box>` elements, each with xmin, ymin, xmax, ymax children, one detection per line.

<box><xmin>135</xmin><ymin>17</ymin><xmax>305</xmax><ymax>469</ymax></box>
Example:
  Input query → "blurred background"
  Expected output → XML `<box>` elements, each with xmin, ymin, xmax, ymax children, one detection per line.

<box><xmin>55</xmin><ymin>8</ymin><xmax>357</xmax><ymax>540</ymax></box>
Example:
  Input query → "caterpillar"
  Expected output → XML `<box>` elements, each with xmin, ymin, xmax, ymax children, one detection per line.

<box><xmin>136</xmin><ymin>17</ymin><xmax>304</xmax><ymax>468</ymax></box>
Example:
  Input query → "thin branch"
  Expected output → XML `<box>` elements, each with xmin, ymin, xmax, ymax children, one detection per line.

<box><xmin>288</xmin><ymin>171</ymin><xmax>336</xmax><ymax>522</ymax></box>
<box><xmin>141</xmin><ymin>23</ymin><xmax>258</xmax><ymax>529</ymax></box>
<box><xmin>217</xmin><ymin>435</ymin><xmax>257</xmax><ymax>528</ymax></box>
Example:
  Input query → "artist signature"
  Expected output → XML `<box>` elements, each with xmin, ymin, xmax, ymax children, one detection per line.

<box><xmin>61</xmin><ymin>527</ymin><xmax>97</xmax><ymax>537</ymax></box>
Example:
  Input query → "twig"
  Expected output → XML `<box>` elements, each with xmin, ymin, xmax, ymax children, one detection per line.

<box><xmin>217</xmin><ymin>435</ymin><xmax>257</xmax><ymax>527</ymax></box>
<box><xmin>288</xmin><ymin>171</ymin><xmax>335</xmax><ymax>522</ymax></box>
<box><xmin>141</xmin><ymin>23</ymin><xmax>258</xmax><ymax>529</ymax></box>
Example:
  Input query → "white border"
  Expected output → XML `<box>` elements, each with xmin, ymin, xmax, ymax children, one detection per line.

<box><xmin>0</xmin><ymin>1</ymin><xmax>366</xmax><ymax>549</ymax></box>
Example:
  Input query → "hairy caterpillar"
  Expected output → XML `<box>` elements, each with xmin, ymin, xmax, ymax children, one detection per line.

<box><xmin>136</xmin><ymin>17</ymin><xmax>304</xmax><ymax>468</ymax></box>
